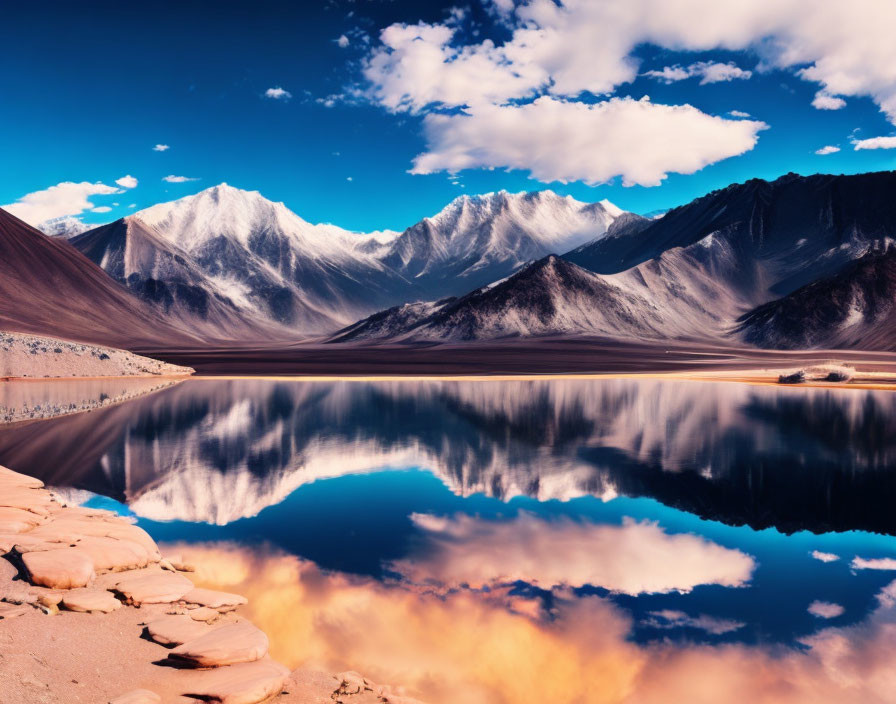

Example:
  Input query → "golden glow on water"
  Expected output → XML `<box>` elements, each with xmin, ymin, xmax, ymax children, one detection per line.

<box><xmin>171</xmin><ymin>542</ymin><xmax>896</xmax><ymax>704</ymax></box>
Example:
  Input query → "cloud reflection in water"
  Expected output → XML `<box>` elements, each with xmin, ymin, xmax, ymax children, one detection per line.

<box><xmin>171</xmin><ymin>542</ymin><xmax>896</xmax><ymax>704</ymax></box>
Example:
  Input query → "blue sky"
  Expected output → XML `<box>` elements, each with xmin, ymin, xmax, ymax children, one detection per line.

<box><xmin>2</xmin><ymin>0</ymin><xmax>896</xmax><ymax>232</ymax></box>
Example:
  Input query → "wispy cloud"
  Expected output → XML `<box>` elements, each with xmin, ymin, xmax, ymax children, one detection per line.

<box><xmin>642</xmin><ymin>609</ymin><xmax>745</xmax><ymax>635</ymax></box>
<box><xmin>815</xmin><ymin>145</ymin><xmax>840</xmax><ymax>155</ymax></box>
<box><xmin>337</xmin><ymin>34</ymin><xmax>350</xmax><ymax>48</ymax></box>
<box><xmin>162</xmin><ymin>175</ymin><xmax>200</xmax><ymax>183</ymax></box>
<box><xmin>264</xmin><ymin>86</ymin><xmax>292</xmax><ymax>100</ymax></box>
<box><xmin>152</xmin><ymin>144</ymin><xmax>170</xmax><ymax>152</ymax></box>
<box><xmin>643</xmin><ymin>61</ymin><xmax>753</xmax><ymax>85</ymax></box>
<box><xmin>811</xmin><ymin>550</ymin><xmax>840</xmax><ymax>562</ymax></box>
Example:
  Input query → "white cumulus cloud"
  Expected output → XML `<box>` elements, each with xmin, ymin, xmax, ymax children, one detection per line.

<box><xmin>115</xmin><ymin>174</ymin><xmax>138</xmax><ymax>189</ymax></box>
<box><xmin>152</xmin><ymin>144</ymin><xmax>170</xmax><ymax>152</ymax></box>
<box><xmin>360</xmin><ymin>0</ymin><xmax>896</xmax><ymax>184</ymax></box>
<box><xmin>162</xmin><ymin>175</ymin><xmax>200</xmax><ymax>183</ymax></box>
<box><xmin>815</xmin><ymin>145</ymin><xmax>840</xmax><ymax>155</ymax></box>
<box><xmin>91</xmin><ymin>206</ymin><xmax>112</xmax><ymax>213</ymax></box>
<box><xmin>811</xmin><ymin>550</ymin><xmax>840</xmax><ymax>562</ymax></box>
<box><xmin>264</xmin><ymin>86</ymin><xmax>292</xmax><ymax>100</ymax></box>
<box><xmin>364</xmin><ymin>0</ymin><xmax>896</xmax><ymax>121</ymax></box>
<box><xmin>337</xmin><ymin>34</ymin><xmax>350</xmax><ymax>48</ymax></box>
<box><xmin>852</xmin><ymin>136</ymin><xmax>896</xmax><ymax>150</ymax></box>
<box><xmin>1</xmin><ymin>180</ymin><xmax>120</xmax><ymax>226</ymax></box>
<box><xmin>411</xmin><ymin>96</ymin><xmax>767</xmax><ymax>186</ymax></box>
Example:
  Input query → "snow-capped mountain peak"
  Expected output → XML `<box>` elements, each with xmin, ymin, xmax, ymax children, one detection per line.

<box><xmin>38</xmin><ymin>215</ymin><xmax>96</xmax><ymax>239</ymax></box>
<box><xmin>375</xmin><ymin>188</ymin><xmax>623</xmax><ymax>298</ymax></box>
<box><xmin>132</xmin><ymin>183</ymin><xmax>367</xmax><ymax>261</ymax></box>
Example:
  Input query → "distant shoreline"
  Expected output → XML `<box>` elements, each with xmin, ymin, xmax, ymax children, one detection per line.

<box><xmin>134</xmin><ymin>338</ymin><xmax>896</xmax><ymax>379</ymax></box>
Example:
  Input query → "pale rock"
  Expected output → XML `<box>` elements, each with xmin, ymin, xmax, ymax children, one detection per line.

<box><xmin>61</xmin><ymin>588</ymin><xmax>122</xmax><ymax>613</ymax></box>
<box><xmin>0</xmin><ymin>506</ymin><xmax>45</xmax><ymax>533</ymax></box>
<box><xmin>74</xmin><ymin>536</ymin><xmax>150</xmax><ymax>573</ymax></box>
<box><xmin>114</xmin><ymin>570</ymin><xmax>194</xmax><ymax>605</ymax></box>
<box><xmin>146</xmin><ymin>614</ymin><xmax>215</xmax><ymax>646</ymax></box>
<box><xmin>180</xmin><ymin>658</ymin><xmax>290</xmax><ymax>704</ymax></box>
<box><xmin>21</xmin><ymin>546</ymin><xmax>95</xmax><ymax>589</ymax></box>
<box><xmin>181</xmin><ymin>587</ymin><xmax>248</xmax><ymax>610</ymax></box>
<box><xmin>189</xmin><ymin>606</ymin><xmax>221</xmax><ymax>623</ymax></box>
<box><xmin>29</xmin><ymin>517</ymin><xmax>161</xmax><ymax>562</ymax></box>
<box><xmin>336</xmin><ymin>671</ymin><xmax>369</xmax><ymax>695</ymax></box>
<box><xmin>169</xmin><ymin>621</ymin><xmax>269</xmax><ymax>667</ymax></box>
<box><xmin>108</xmin><ymin>689</ymin><xmax>161</xmax><ymax>704</ymax></box>
<box><xmin>36</xmin><ymin>591</ymin><xmax>65</xmax><ymax>607</ymax></box>
<box><xmin>0</xmin><ymin>465</ymin><xmax>44</xmax><ymax>489</ymax></box>
<box><xmin>0</xmin><ymin>487</ymin><xmax>55</xmax><ymax>516</ymax></box>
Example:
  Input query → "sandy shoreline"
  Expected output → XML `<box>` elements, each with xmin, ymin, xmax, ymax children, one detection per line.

<box><xmin>181</xmin><ymin>367</ymin><xmax>896</xmax><ymax>390</ymax></box>
<box><xmin>0</xmin><ymin>464</ymin><xmax>422</xmax><ymax>704</ymax></box>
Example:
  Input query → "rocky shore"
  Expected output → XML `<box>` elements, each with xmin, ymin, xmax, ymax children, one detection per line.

<box><xmin>0</xmin><ymin>464</ymin><xmax>422</xmax><ymax>704</ymax></box>
<box><xmin>0</xmin><ymin>331</ymin><xmax>193</xmax><ymax>381</ymax></box>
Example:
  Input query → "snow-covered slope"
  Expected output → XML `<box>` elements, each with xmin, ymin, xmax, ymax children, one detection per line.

<box><xmin>71</xmin><ymin>185</ymin><xmax>625</xmax><ymax>338</ymax></box>
<box><xmin>379</xmin><ymin>190</ymin><xmax>621</xmax><ymax>298</ymax></box>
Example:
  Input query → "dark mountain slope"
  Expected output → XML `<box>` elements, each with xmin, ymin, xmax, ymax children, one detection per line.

<box><xmin>566</xmin><ymin>170</ymin><xmax>896</xmax><ymax>299</ymax></box>
<box><xmin>71</xmin><ymin>219</ymin><xmax>298</xmax><ymax>339</ymax></box>
<box><xmin>0</xmin><ymin>207</ymin><xmax>198</xmax><ymax>348</ymax></box>
<box><xmin>331</xmin><ymin>255</ymin><xmax>689</xmax><ymax>343</ymax></box>
<box><xmin>738</xmin><ymin>246</ymin><xmax>896</xmax><ymax>350</ymax></box>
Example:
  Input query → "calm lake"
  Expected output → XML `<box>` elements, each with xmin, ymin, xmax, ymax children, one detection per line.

<box><xmin>2</xmin><ymin>376</ymin><xmax>895</xmax><ymax>702</ymax></box>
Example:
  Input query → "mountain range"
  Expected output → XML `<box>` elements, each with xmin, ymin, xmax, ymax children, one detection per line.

<box><xmin>337</xmin><ymin>171</ymin><xmax>896</xmax><ymax>349</ymax></box>
<box><xmin>66</xmin><ymin>185</ymin><xmax>619</xmax><ymax>338</ymax></box>
<box><xmin>2</xmin><ymin>170</ymin><xmax>896</xmax><ymax>351</ymax></box>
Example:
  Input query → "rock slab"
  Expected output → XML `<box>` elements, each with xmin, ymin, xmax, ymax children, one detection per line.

<box><xmin>169</xmin><ymin>622</ymin><xmax>269</xmax><ymax>667</ymax></box>
<box><xmin>21</xmin><ymin>546</ymin><xmax>95</xmax><ymax>589</ymax></box>
<box><xmin>181</xmin><ymin>659</ymin><xmax>290</xmax><ymax>704</ymax></box>
<box><xmin>114</xmin><ymin>570</ymin><xmax>194</xmax><ymax>605</ymax></box>
<box><xmin>61</xmin><ymin>588</ymin><xmax>122</xmax><ymax>613</ymax></box>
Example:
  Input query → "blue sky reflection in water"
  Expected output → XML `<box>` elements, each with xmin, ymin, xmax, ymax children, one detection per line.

<box><xmin>3</xmin><ymin>377</ymin><xmax>896</xmax><ymax>701</ymax></box>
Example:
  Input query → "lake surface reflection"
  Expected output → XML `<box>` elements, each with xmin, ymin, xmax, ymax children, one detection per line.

<box><xmin>2</xmin><ymin>377</ymin><xmax>896</xmax><ymax>703</ymax></box>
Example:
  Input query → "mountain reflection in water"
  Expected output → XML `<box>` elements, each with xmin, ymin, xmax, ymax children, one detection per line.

<box><xmin>0</xmin><ymin>377</ymin><xmax>895</xmax><ymax>534</ymax></box>
<box><xmin>4</xmin><ymin>377</ymin><xmax>896</xmax><ymax>702</ymax></box>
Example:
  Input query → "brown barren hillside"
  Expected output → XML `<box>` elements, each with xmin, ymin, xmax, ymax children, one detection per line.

<box><xmin>0</xmin><ymin>207</ymin><xmax>198</xmax><ymax>349</ymax></box>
